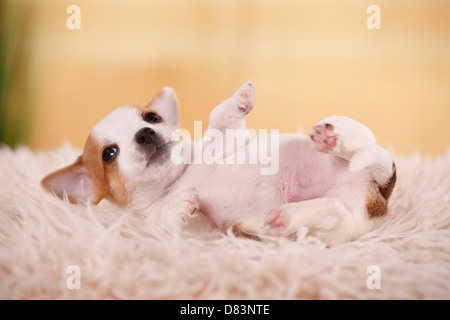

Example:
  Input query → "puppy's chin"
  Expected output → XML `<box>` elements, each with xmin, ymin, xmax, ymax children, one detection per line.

<box><xmin>145</xmin><ymin>142</ymin><xmax>171</xmax><ymax>167</ymax></box>
<box><xmin>133</xmin><ymin>142</ymin><xmax>183</xmax><ymax>184</ymax></box>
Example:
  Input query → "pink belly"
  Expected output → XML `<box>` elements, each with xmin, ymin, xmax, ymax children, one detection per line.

<box><xmin>276</xmin><ymin>139</ymin><xmax>346</xmax><ymax>203</ymax></box>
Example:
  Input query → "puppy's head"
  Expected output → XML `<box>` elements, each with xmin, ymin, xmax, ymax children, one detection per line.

<box><xmin>41</xmin><ymin>87</ymin><xmax>181</xmax><ymax>207</ymax></box>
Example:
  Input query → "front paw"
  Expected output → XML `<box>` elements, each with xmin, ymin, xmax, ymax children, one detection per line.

<box><xmin>235</xmin><ymin>80</ymin><xmax>255</xmax><ymax>115</ymax></box>
<box><xmin>179</xmin><ymin>187</ymin><xmax>200</xmax><ymax>223</ymax></box>
<box><xmin>209</xmin><ymin>80</ymin><xmax>256</xmax><ymax>130</ymax></box>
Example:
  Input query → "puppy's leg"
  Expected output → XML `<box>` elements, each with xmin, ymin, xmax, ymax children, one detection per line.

<box><xmin>232</xmin><ymin>198</ymin><xmax>369</xmax><ymax>245</ymax></box>
<box><xmin>310</xmin><ymin>116</ymin><xmax>395</xmax><ymax>192</ymax></box>
<box><xmin>310</xmin><ymin>116</ymin><xmax>397</xmax><ymax>217</ymax></box>
<box><xmin>310</xmin><ymin>116</ymin><xmax>377</xmax><ymax>160</ymax></box>
<box><xmin>159</xmin><ymin>187</ymin><xmax>200</xmax><ymax>228</ymax></box>
<box><xmin>266</xmin><ymin>199</ymin><xmax>371</xmax><ymax>244</ymax></box>
<box><xmin>207</xmin><ymin>80</ymin><xmax>255</xmax><ymax>131</ymax></box>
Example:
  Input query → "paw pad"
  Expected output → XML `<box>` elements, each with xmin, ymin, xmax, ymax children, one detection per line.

<box><xmin>310</xmin><ymin>123</ymin><xmax>338</xmax><ymax>152</ymax></box>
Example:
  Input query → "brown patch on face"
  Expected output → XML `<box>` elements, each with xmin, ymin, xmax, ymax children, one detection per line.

<box><xmin>138</xmin><ymin>103</ymin><xmax>167</xmax><ymax>125</ymax></box>
<box><xmin>366</xmin><ymin>163</ymin><xmax>397</xmax><ymax>218</ymax></box>
<box><xmin>139</xmin><ymin>99</ymin><xmax>178</xmax><ymax>130</ymax></box>
<box><xmin>82</xmin><ymin>135</ymin><xmax>130</xmax><ymax>207</ymax></box>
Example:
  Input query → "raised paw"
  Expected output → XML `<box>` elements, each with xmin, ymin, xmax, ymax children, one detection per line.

<box><xmin>179</xmin><ymin>187</ymin><xmax>200</xmax><ymax>223</ymax></box>
<box><xmin>309</xmin><ymin>123</ymin><xmax>339</xmax><ymax>153</ymax></box>
<box><xmin>310</xmin><ymin>116</ymin><xmax>378</xmax><ymax>160</ymax></box>
<box><xmin>208</xmin><ymin>80</ymin><xmax>256</xmax><ymax>131</ymax></box>
<box><xmin>235</xmin><ymin>80</ymin><xmax>255</xmax><ymax>115</ymax></box>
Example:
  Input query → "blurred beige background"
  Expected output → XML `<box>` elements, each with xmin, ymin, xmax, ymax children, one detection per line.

<box><xmin>24</xmin><ymin>0</ymin><xmax>450</xmax><ymax>154</ymax></box>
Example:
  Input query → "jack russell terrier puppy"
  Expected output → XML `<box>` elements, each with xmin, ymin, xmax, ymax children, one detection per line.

<box><xmin>42</xmin><ymin>80</ymin><xmax>396</xmax><ymax>244</ymax></box>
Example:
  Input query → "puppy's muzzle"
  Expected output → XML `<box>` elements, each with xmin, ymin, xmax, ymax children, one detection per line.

<box><xmin>135</xmin><ymin>127</ymin><xmax>157</xmax><ymax>145</ymax></box>
<box><xmin>135</xmin><ymin>127</ymin><xmax>167</xmax><ymax>164</ymax></box>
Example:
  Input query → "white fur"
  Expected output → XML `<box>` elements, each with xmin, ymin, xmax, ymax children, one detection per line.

<box><xmin>1</xmin><ymin>145</ymin><xmax>449</xmax><ymax>299</ymax></box>
<box><xmin>317</xmin><ymin>116</ymin><xmax>376</xmax><ymax>159</ymax></box>
<box><xmin>91</xmin><ymin>105</ymin><xmax>183</xmax><ymax>187</ymax></box>
<box><xmin>41</xmin><ymin>81</ymin><xmax>396</xmax><ymax>245</ymax></box>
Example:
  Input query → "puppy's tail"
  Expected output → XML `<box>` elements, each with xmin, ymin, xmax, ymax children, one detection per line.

<box><xmin>349</xmin><ymin>145</ymin><xmax>397</xmax><ymax>200</ymax></box>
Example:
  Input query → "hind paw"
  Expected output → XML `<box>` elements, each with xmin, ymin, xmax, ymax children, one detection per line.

<box><xmin>264</xmin><ymin>208</ymin><xmax>287</xmax><ymax>237</ymax></box>
<box><xmin>309</xmin><ymin>123</ymin><xmax>339</xmax><ymax>153</ymax></box>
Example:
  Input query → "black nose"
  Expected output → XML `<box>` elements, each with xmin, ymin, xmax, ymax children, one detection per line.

<box><xmin>135</xmin><ymin>127</ymin><xmax>156</xmax><ymax>145</ymax></box>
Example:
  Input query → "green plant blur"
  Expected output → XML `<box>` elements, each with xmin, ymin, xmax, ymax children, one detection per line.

<box><xmin>0</xmin><ymin>0</ymin><xmax>32</xmax><ymax>148</ymax></box>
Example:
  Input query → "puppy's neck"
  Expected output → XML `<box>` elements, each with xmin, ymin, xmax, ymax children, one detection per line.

<box><xmin>128</xmin><ymin>163</ymin><xmax>189</xmax><ymax>212</ymax></box>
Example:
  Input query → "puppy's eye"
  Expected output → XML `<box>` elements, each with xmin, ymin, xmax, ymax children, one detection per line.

<box><xmin>143</xmin><ymin>112</ymin><xmax>162</xmax><ymax>124</ymax></box>
<box><xmin>102</xmin><ymin>145</ymin><xmax>119</xmax><ymax>163</ymax></box>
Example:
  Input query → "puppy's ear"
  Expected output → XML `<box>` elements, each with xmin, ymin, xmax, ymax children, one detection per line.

<box><xmin>41</xmin><ymin>158</ymin><xmax>99</xmax><ymax>204</ymax></box>
<box><xmin>147</xmin><ymin>87</ymin><xmax>179</xmax><ymax>127</ymax></box>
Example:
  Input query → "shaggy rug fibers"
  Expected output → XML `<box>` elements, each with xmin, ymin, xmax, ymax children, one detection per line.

<box><xmin>0</xmin><ymin>143</ymin><xmax>449</xmax><ymax>300</ymax></box>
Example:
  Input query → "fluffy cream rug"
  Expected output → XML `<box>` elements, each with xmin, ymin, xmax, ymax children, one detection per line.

<box><xmin>0</xmin><ymin>143</ymin><xmax>449</xmax><ymax>300</ymax></box>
